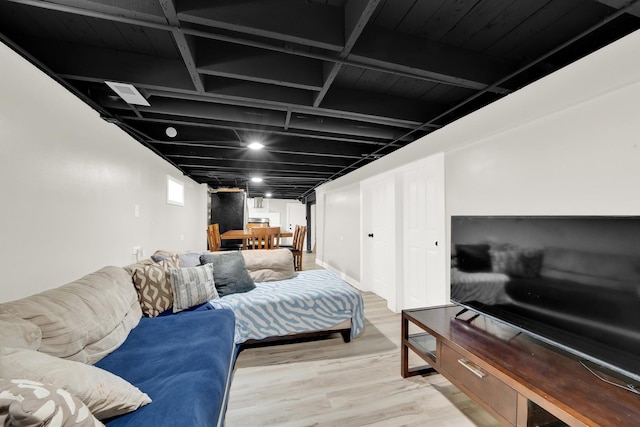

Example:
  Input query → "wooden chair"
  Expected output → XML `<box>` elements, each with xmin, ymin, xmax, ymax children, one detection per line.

<box><xmin>207</xmin><ymin>223</ymin><xmax>221</xmax><ymax>252</ymax></box>
<box><xmin>248</xmin><ymin>227</ymin><xmax>271</xmax><ymax>249</ymax></box>
<box><xmin>266</xmin><ymin>226</ymin><xmax>281</xmax><ymax>249</ymax></box>
<box><xmin>291</xmin><ymin>225</ymin><xmax>307</xmax><ymax>271</ymax></box>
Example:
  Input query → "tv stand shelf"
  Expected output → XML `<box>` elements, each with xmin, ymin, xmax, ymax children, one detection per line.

<box><xmin>401</xmin><ymin>306</ymin><xmax>640</xmax><ymax>427</ymax></box>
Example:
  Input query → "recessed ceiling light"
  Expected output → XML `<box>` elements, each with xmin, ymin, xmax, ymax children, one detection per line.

<box><xmin>251</xmin><ymin>177</ymin><xmax>263</xmax><ymax>183</ymax></box>
<box><xmin>248</xmin><ymin>142</ymin><xmax>264</xmax><ymax>150</ymax></box>
<box><xmin>104</xmin><ymin>81</ymin><xmax>150</xmax><ymax>106</ymax></box>
<box><xmin>265</xmin><ymin>193</ymin><xmax>272</xmax><ymax>198</ymax></box>
<box><xmin>165</xmin><ymin>127</ymin><xmax>177</xmax><ymax>138</ymax></box>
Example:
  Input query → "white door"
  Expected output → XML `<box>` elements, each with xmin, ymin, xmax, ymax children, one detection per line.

<box><xmin>369</xmin><ymin>177</ymin><xmax>396</xmax><ymax>308</ymax></box>
<box><xmin>285</xmin><ymin>203</ymin><xmax>306</xmax><ymax>246</ymax></box>
<box><xmin>402</xmin><ymin>153</ymin><xmax>445</xmax><ymax>309</ymax></box>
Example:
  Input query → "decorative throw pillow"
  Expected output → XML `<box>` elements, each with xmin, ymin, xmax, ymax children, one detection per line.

<box><xmin>0</xmin><ymin>379</ymin><xmax>103</xmax><ymax>426</ymax></box>
<box><xmin>455</xmin><ymin>244</ymin><xmax>492</xmax><ymax>272</ymax></box>
<box><xmin>169</xmin><ymin>264</ymin><xmax>218</xmax><ymax>313</ymax></box>
<box><xmin>0</xmin><ymin>313</ymin><xmax>42</xmax><ymax>350</ymax></box>
<box><xmin>131</xmin><ymin>255</ymin><xmax>180</xmax><ymax>317</ymax></box>
<box><xmin>200</xmin><ymin>252</ymin><xmax>256</xmax><ymax>297</ymax></box>
<box><xmin>122</xmin><ymin>258</ymin><xmax>155</xmax><ymax>276</ymax></box>
<box><xmin>0</xmin><ymin>347</ymin><xmax>151</xmax><ymax>420</ymax></box>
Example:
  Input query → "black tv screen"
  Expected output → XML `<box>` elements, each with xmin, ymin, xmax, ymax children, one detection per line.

<box><xmin>450</xmin><ymin>216</ymin><xmax>640</xmax><ymax>382</ymax></box>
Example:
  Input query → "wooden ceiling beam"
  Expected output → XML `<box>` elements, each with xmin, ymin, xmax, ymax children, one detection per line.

<box><xmin>121</xmin><ymin>115</ymin><xmax>415</xmax><ymax>145</ymax></box>
<box><xmin>153</xmin><ymin>140</ymin><xmax>372</xmax><ymax>159</ymax></box>
<box><xmin>159</xmin><ymin>0</ymin><xmax>205</xmax><ymax>93</ymax></box>
<box><xmin>143</xmin><ymin>88</ymin><xmax>424</xmax><ymax>129</ymax></box>
<box><xmin>349</xmin><ymin>27</ymin><xmax>513</xmax><ymax>94</ymax></box>
<box><xmin>314</xmin><ymin>0</ymin><xmax>381</xmax><ymax>107</ymax></box>
<box><xmin>594</xmin><ymin>0</ymin><xmax>640</xmax><ymax>17</ymax></box>
<box><xmin>7</xmin><ymin>0</ymin><xmax>515</xmax><ymax>94</ymax></box>
<box><xmin>320</xmin><ymin>87</ymin><xmax>443</xmax><ymax>124</ymax></box>
<box><xmin>173</xmin><ymin>158</ymin><xmax>350</xmax><ymax>174</ymax></box>
<box><xmin>195</xmin><ymin>39</ymin><xmax>323</xmax><ymax>91</ymax></box>
<box><xmin>177</xmin><ymin>0</ymin><xmax>344</xmax><ymax>51</ymax></box>
<box><xmin>15</xmin><ymin>36</ymin><xmax>194</xmax><ymax>90</ymax></box>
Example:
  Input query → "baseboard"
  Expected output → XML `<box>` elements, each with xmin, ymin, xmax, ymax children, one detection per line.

<box><xmin>315</xmin><ymin>258</ymin><xmax>362</xmax><ymax>290</ymax></box>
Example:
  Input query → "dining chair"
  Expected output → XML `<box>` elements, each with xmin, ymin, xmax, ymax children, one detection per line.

<box><xmin>291</xmin><ymin>225</ymin><xmax>307</xmax><ymax>271</ymax></box>
<box><xmin>280</xmin><ymin>224</ymin><xmax>299</xmax><ymax>250</ymax></box>
<box><xmin>266</xmin><ymin>226</ymin><xmax>281</xmax><ymax>249</ymax></box>
<box><xmin>207</xmin><ymin>223</ymin><xmax>222</xmax><ymax>252</ymax></box>
<box><xmin>249</xmin><ymin>227</ymin><xmax>271</xmax><ymax>249</ymax></box>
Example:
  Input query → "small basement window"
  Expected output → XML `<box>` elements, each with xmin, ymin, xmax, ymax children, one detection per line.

<box><xmin>167</xmin><ymin>175</ymin><xmax>184</xmax><ymax>206</ymax></box>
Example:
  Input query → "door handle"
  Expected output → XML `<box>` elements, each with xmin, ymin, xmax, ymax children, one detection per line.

<box><xmin>368</xmin><ymin>233</ymin><xmax>374</xmax><ymax>238</ymax></box>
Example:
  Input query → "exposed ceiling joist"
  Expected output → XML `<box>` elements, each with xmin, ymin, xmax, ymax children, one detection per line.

<box><xmin>1</xmin><ymin>0</ymin><xmax>639</xmax><ymax>199</ymax></box>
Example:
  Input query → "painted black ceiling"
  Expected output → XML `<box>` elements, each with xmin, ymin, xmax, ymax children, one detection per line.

<box><xmin>1</xmin><ymin>0</ymin><xmax>639</xmax><ymax>200</ymax></box>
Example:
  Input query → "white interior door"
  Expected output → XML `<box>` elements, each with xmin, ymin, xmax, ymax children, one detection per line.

<box><xmin>285</xmin><ymin>203</ymin><xmax>306</xmax><ymax>246</ymax></box>
<box><xmin>402</xmin><ymin>153</ymin><xmax>445</xmax><ymax>309</ymax></box>
<box><xmin>370</xmin><ymin>177</ymin><xmax>396</xmax><ymax>309</ymax></box>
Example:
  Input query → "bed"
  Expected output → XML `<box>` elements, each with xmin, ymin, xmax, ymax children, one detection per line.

<box><xmin>208</xmin><ymin>269</ymin><xmax>365</xmax><ymax>344</ymax></box>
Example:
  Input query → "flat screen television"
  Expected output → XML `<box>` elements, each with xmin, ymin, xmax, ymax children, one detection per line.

<box><xmin>450</xmin><ymin>215</ymin><xmax>640</xmax><ymax>383</ymax></box>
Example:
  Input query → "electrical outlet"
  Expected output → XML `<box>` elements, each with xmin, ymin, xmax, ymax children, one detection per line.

<box><xmin>132</xmin><ymin>246</ymin><xmax>141</xmax><ymax>255</ymax></box>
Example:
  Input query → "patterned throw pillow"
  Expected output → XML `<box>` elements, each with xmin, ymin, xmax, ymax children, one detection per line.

<box><xmin>169</xmin><ymin>264</ymin><xmax>218</xmax><ymax>313</ymax></box>
<box><xmin>0</xmin><ymin>379</ymin><xmax>103</xmax><ymax>426</ymax></box>
<box><xmin>0</xmin><ymin>347</ymin><xmax>151</xmax><ymax>420</ymax></box>
<box><xmin>131</xmin><ymin>255</ymin><xmax>180</xmax><ymax>317</ymax></box>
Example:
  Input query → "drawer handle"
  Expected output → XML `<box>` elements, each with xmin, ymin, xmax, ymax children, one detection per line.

<box><xmin>458</xmin><ymin>358</ymin><xmax>486</xmax><ymax>378</ymax></box>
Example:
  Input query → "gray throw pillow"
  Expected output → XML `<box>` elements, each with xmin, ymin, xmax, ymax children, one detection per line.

<box><xmin>199</xmin><ymin>252</ymin><xmax>256</xmax><ymax>297</ymax></box>
<box><xmin>169</xmin><ymin>264</ymin><xmax>218</xmax><ymax>313</ymax></box>
<box><xmin>178</xmin><ymin>252</ymin><xmax>203</xmax><ymax>268</ymax></box>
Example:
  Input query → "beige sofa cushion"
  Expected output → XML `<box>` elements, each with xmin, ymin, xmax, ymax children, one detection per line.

<box><xmin>0</xmin><ymin>266</ymin><xmax>142</xmax><ymax>364</ymax></box>
<box><xmin>0</xmin><ymin>313</ymin><xmax>42</xmax><ymax>350</ymax></box>
<box><xmin>0</xmin><ymin>347</ymin><xmax>151</xmax><ymax>420</ymax></box>
<box><xmin>240</xmin><ymin>249</ymin><xmax>295</xmax><ymax>282</ymax></box>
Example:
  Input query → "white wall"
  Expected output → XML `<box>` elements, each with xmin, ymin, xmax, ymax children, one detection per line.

<box><xmin>0</xmin><ymin>41</ymin><xmax>208</xmax><ymax>302</ymax></box>
<box><xmin>316</xmin><ymin>29</ymin><xmax>640</xmax><ymax>287</ymax></box>
<box><xmin>315</xmin><ymin>183</ymin><xmax>360</xmax><ymax>283</ymax></box>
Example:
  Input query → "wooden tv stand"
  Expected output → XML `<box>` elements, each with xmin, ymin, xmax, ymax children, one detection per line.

<box><xmin>401</xmin><ymin>306</ymin><xmax>640</xmax><ymax>427</ymax></box>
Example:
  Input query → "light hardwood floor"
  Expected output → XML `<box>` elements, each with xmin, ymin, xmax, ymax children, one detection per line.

<box><xmin>225</xmin><ymin>254</ymin><xmax>501</xmax><ymax>427</ymax></box>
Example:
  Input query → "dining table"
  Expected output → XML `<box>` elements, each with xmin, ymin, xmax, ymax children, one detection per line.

<box><xmin>220</xmin><ymin>229</ymin><xmax>293</xmax><ymax>250</ymax></box>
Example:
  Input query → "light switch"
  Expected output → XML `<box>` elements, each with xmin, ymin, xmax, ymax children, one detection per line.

<box><xmin>134</xmin><ymin>204</ymin><xmax>140</xmax><ymax>217</ymax></box>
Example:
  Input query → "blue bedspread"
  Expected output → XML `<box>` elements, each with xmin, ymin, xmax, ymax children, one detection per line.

<box><xmin>95</xmin><ymin>309</ymin><xmax>236</xmax><ymax>427</ymax></box>
<box><xmin>208</xmin><ymin>269</ymin><xmax>365</xmax><ymax>343</ymax></box>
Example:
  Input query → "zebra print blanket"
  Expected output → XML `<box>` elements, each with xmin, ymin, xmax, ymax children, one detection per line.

<box><xmin>208</xmin><ymin>269</ymin><xmax>365</xmax><ymax>344</ymax></box>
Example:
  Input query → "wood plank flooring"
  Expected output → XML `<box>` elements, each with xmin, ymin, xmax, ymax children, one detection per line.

<box><xmin>225</xmin><ymin>254</ymin><xmax>501</xmax><ymax>426</ymax></box>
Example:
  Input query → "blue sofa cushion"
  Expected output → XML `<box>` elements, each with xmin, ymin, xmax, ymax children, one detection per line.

<box><xmin>95</xmin><ymin>309</ymin><xmax>236</xmax><ymax>427</ymax></box>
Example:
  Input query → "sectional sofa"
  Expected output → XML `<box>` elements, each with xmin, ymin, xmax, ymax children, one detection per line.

<box><xmin>0</xmin><ymin>258</ymin><xmax>236</xmax><ymax>426</ymax></box>
<box><xmin>0</xmin><ymin>248</ymin><xmax>364</xmax><ymax>426</ymax></box>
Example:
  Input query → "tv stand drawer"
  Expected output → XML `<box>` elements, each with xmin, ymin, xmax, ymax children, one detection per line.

<box><xmin>440</xmin><ymin>343</ymin><xmax>518</xmax><ymax>426</ymax></box>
